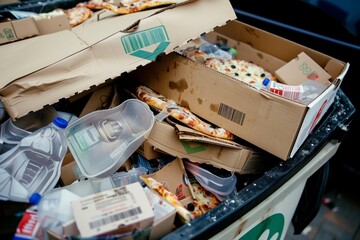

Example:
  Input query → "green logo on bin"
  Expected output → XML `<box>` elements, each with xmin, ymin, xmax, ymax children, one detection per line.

<box><xmin>121</xmin><ymin>25</ymin><xmax>170</xmax><ymax>61</ymax></box>
<box><xmin>238</xmin><ymin>213</ymin><xmax>284</xmax><ymax>240</ymax></box>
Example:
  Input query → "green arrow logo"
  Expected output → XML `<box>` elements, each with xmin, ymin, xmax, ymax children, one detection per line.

<box><xmin>238</xmin><ymin>213</ymin><xmax>284</xmax><ymax>240</ymax></box>
<box><xmin>130</xmin><ymin>41</ymin><xmax>170</xmax><ymax>61</ymax></box>
<box><xmin>121</xmin><ymin>25</ymin><xmax>170</xmax><ymax>61</ymax></box>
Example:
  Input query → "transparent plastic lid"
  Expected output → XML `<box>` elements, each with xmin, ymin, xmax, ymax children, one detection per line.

<box><xmin>65</xmin><ymin>99</ymin><xmax>155</xmax><ymax>179</ymax></box>
<box><xmin>184</xmin><ymin>160</ymin><xmax>237</xmax><ymax>197</ymax></box>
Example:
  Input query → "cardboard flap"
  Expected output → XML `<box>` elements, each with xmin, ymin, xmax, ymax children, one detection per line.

<box><xmin>275</xmin><ymin>52</ymin><xmax>332</xmax><ymax>85</ymax></box>
<box><xmin>0</xmin><ymin>30</ymin><xmax>87</xmax><ymax>88</ymax></box>
<box><xmin>174</xmin><ymin>124</ymin><xmax>243</xmax><ymax>149</ymax></box>
<box><xmin>325</xmin><ymin>59</ymin><xmax>350</xmax><ymax>90</ymax></box>
<box><xmin>0</xmin><ymin>0</ymin><xmax>236</xmax><ymax>120</ymax></box>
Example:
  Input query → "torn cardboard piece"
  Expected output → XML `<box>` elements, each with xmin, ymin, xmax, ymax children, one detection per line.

<box><xmin>174</xmin><ymin>123</ymin><xmax>243</xmax><ymax>149</ymax></box>
<box><xmin>142</xmin><ymin>157</ymin><xmax>194</xmax><ymax>206</ymax></box>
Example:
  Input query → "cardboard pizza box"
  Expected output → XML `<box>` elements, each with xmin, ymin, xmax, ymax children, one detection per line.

<box><xmin>0</xmin><ymin>0</ymin><xmax>237</xmax><ymax>120</ymax></box>
<box><xmin>0</xmin><ymin>17</ymin><xmax>39</xmax><ymax>45</ymax></box>
<box><xmin>127</xmin><ymin>20</ymin><xmax>349</xmax><ymax>160</ymax></box>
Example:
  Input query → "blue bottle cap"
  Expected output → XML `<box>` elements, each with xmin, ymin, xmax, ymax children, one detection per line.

<box><xmin>29</xmin><ymin>192</ymin><xmax>42</xmax><ymax>205</ymax></box>
<box><xmin>262</xmin><ymin>78</ymin><xmax>271</xmax><ymax>86</ymax></box>
<box><xmin>53</xmin><ymin>117</ymin><xmax>68</xmax><ymax>129</ymax></box>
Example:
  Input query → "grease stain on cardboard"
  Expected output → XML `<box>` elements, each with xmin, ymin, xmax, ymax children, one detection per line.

<box><xmin>210</xmin><ymin>103</ymin><xmax>218</xmax><ymax>112</ymax></box>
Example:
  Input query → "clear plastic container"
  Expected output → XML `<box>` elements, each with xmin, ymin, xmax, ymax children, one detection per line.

<box><xmin>33</xmin><ymin>189</ymin><xmax>81</xmax><ymax>240</ymax></box>
<box><xmin>32</xmin><ymin>167</ymin><xmax>148</xmax><ymax>200</ymax></box>
<box><xmin>0</xmin><ymin>117</ymin><xmax>68</xmax><ymax>202</ymax></box>
<box><xmin>65</xmin><ymin>99</ymin><xmax>155</xmax><ymax>179</ymax></box>
<box><xmin>199</xmin><ymin>43</ymin><xmax>237</xmax><ymax>60</ymax></box>
<box><xmin>111</xmin><ymin>166</ymin><xmax>148</xmax><ymax>187</ymax></box>
<box><xmin>183</xmin><ymin>161</ymin><xmax>237</xmax><ymax>199</ymax></box>
<box><xmin>0</xmin><ymin>106</ymin><xmax>58</xmax><ymax>154</ymax></box>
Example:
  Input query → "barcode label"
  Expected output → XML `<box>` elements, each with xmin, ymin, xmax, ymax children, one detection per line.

<box><xmin>218</xmin><ymin>103</ymin><xmax>245</xmax><ymax>125</ymax></box>
<box><xmin>121</xmin><ymin>26</ymin><xmax>169</xmax><ymax>54</ymax></box>
<box><xmin>89</xmin><ymin>207</ymin><xmax>142</xmax><ymax>229</ymax></box>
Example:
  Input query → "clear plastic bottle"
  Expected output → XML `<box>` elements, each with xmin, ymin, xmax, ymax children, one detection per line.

<box><xmin>29</xmin><ymin>166</ymin><xmax>148</xmax><ymax>239</ymax></box>
<box><xmin>199</xmin><ymin>43</ymin><xmax>237</xmax><ymax>60</ymax></box>
<box><xmin>0</xmin><ymin>117</ymin><xmax>68</xmax><ymax>202</ymax></box>
<box><xmin>31</xmin><ymin>189</ymin><xmax>81</xmax><ymax>240</ymax></box>
<box><xmin>262</xmin><ymin>78</ymin><xmax>328</xmax><ymax>104</ymax></box>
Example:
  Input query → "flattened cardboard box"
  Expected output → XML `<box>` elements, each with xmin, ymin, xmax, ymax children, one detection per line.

<box><xmin>146</xmin><ymin>121</ymin><xmax>269</xmax><ymax>174</ymax></box>
<box><xmin>128</xmin><ymin>20</ymin><xmax>349</xmax><ymax>160</ymax></box>
<box><xmin>0</xmin><ymin>0</ymin><xmax>237</xmax><ymax>120</ymax></box>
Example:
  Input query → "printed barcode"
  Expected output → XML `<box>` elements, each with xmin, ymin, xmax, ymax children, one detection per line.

<box><xmin>89</xmin><ymin>207</ymin><xmax>142</xmax><ymax>229</ymax></box>
<box><xmin>121</xmin><ymin>26</ymin><xmax>169</xmax><ymax>54</ymax></box>
<box><xmin>218</xmin><ymin>103</ymin><xmax>245</xmax><ymax>125</ymax></box>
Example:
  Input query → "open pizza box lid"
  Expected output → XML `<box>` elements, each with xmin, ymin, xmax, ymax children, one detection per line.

<box><xmin>0</xmin><ymin>0</ymin><xmax>237</xmax><ymax>120</ymax></box>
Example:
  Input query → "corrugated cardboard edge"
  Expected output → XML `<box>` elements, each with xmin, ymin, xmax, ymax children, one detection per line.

<box><xmin>0</xmin><ymin>0</ymin><xmax>237</xmax><ymax>120</ymax></box>
<box><xmin>147</xmin><ymin>121</ymin><xmax>266</xmax><ymax>174</ymax></box>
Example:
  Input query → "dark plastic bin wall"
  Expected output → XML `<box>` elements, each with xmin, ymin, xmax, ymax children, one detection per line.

<box><xmin>230</xmin><ymin>0</ymin><xmax>360</xmax><ymax>193</ymax></box>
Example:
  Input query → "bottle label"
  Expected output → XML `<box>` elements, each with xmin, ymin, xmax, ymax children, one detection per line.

<box><xmin>74</xmin><ymin>124</ymin><xmax>101</xmax><ymax>151</ymax></box>
<box><xmin>269</xmin><ymin>82</ymin><xmax>303</xmax><ymax>101</ymax></box>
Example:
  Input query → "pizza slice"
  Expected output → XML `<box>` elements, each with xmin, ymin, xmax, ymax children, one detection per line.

<box><xmin>101</xmin><ymin>0</ymin><xmax>180</xmax><ymax>14</ymax></box>
<box><xmin>140</xmin><ymin>176</ymin><xmax>194</xmax><ymax>224</ymax></box>
<box><xmin>188</xmin><ymin>182</ymin><xmax>220</xmax><ymax>218</ymax></box>
<box><xmin>136</xmin><ymin>85</ymin><xmax>234</xmax><ymax>140</ymax></box>
<box><xmin>64</xmin><ymin>6</ymin><xmax>94</xmax><ymax>27</ymax></box>
<box><xmin>204</xmin><ymin>58</ymin><xmax>277</xmax><ymax>89</ymax></box>
<box><xmin>76</xmin><ymin>0</ymin><xmax>118</xmax><ymax>10</ymax></box>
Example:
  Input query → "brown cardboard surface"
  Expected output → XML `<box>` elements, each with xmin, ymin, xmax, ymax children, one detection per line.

<box><xmin>0</xmin><ymin>18</ymin><xmax>39</xmax><ymax>45</ymax></box>
<box><xmin>128</xmin><ymin>20</ymin><xmax>349</xmax><ymax>160</ymax></box>
<box><xmin>137</xmin><ymin>140</ymin><xmax>165</xmax><ymax>160</ymax></box>
<box><xmin>60</xmin><ymin>160</ymin><xmax>79</xmax><ymax>186</ymax></box>
<box><xmin>0</xmin><ymin>0</ymin><xmax>237</xmax><ymax>120</ymax></box>
<box><xmin>275</xmin><ymin>52</ymin><xmax>332</xmax><ymax>85</ymax></box>
<box><xmin>34</xmin><ymin>13</ymin><xmax>71</xmax><ymax>35</ymax></box>
<box><xmin>79</xmin><ymin>83</ymin><xmax>115</xmax><ymax>117</ymax></box>
<box><xmin>146</xmin><ymin>121</ymin><xmax>267</xmax><ymax>174</ymax></box>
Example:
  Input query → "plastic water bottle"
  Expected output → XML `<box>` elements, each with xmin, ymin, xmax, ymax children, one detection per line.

<box><xmin>262</xmin><ymin>78</ymin><xmax>328</xmax><ymax>104</ymax></box>
<box><xmin>199</xmin><ymin>43</ymin><xmax>237</xmax><ymax>60</ymax></box>
<box><xmin>0</xmin><ymin>117</ymin><xmax>68</xmax><ymax>202</ymax></box>
<box><xmin>31</xmin><ymin>189</ymin><xmax>81</xmax><ymax>240</ymax></box>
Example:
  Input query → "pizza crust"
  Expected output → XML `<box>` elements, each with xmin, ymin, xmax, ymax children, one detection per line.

<box><xmin>136</xmin><ymin>85</ymin><xmax>234</xmax><ymax>140</ymax></box>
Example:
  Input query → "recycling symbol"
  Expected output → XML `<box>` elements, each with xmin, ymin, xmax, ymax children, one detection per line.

<box><xmin>238</xmin><ymin>213</ymin><xmax>285</xmax><ymax>240</ymax></box>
